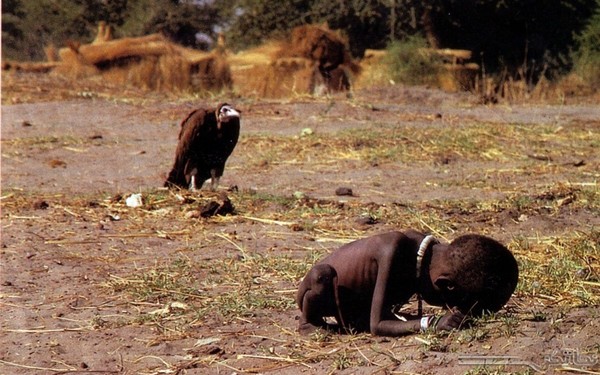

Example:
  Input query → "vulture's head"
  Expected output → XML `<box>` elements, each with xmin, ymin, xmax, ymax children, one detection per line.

<box><xmin>217</xmin><ymin>103</ymin><xmax>240</xmax><ymax>129</ymax></box>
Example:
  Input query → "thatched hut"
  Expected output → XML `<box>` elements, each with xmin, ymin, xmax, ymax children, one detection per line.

<box><xmin>229</xmin><ymin>25</ymin><xmax>360</xmax><ymax>97</ymax></box>
<box><xmin>55</xmin><ymin>31</ymin><xmax>231</xmax><ymax>92</ymax></box>
<box><xmin>4</xmin><ymin>23</ymin><xmax>232</xmax><ymax>93</ymax></box>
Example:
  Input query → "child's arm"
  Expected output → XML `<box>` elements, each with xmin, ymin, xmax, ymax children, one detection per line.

<box><xmin>371</xmin><ymin>306</ymin><xmax>466</xmax><ymax>335</ymax></box>
<box><xmin>368</xmin><ymin>244</ymin><xmax>420</xmax><ymax>335</ymax></box>
<box><xmin>368</xmin><ymin>244</ymin><xmax>466</xmax><ymax>336</ymax></box>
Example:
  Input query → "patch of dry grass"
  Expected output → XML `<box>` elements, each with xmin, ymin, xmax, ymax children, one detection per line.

<box><xmin>511</xmin><ymin>230</ymin><xmax>599</xmax><ymax>306</ymax></box>
<box><xmin>99</xmin><ymin>251</ymin><xmax>310</xmax><ymax>334</ymax></box>
<box><xmin>237</xmin><ymin>120</ymin><xmax>599</xmax><ymax>169</ymax></box>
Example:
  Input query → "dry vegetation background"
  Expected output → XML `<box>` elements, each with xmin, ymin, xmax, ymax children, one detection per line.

<box><xmin>1</xmin><ymin>52</ymin><xmax>600</xmax><ymax>375</ymax></box>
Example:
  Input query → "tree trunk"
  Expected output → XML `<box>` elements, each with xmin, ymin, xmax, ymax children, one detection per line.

<box><xmin>421</xmin><ymin>7</ymin><xmax>440</xmax><ymax>48</ymax></box>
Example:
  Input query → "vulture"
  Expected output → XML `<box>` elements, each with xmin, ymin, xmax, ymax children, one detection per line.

<box><xmin>165</xmin><ymin>103</ymin><xmax>240</xmax><ymax>191</ymax></box>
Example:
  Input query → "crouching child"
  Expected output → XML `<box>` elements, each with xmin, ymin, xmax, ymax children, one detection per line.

<box><xmin>296</xmin><ymin>230</ymin><xmax>518</xmax><ymax>336</ymax></box>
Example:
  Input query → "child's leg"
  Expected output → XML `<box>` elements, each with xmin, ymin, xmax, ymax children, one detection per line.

<box><xmin>297</xmin><ymin>264</ymin><xmax>341</xmax><ymax>333</ymax></box>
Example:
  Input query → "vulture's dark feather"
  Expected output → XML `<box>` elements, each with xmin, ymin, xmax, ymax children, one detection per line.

<box><xmin>165</xmin><ymin>103</ymin><xmax>240</xmax><ymax>191</ymax></box>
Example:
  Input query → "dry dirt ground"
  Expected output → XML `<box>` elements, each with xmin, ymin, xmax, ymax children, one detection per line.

<box><xmin>1</xmin><ymin>72</ymin><xmax>599</xmax><ymax>375</ymax></box>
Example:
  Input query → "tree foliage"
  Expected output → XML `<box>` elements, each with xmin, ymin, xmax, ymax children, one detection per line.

<box><xmin>119</xmin><ymin>0</ymin><xmax>221</xmax><ymax>49</ymax></box>
<box><xmin>219</xmin><ymin>0</ymin><xmax>311</xmax><ymax>50</ymax></box>
<box><xmin>220</xmin><ymin>0</ymin><xmax>597</xmax><ymax>78</ymax></box>
<box><xmin>1</xmin><ymin>0</ymin><xmax>224</xmax><ymax>61</ymax></box>
<box><xmin>220</xmin><ymin>0</ymin><xmax>423</xmax><ymax>56</ymax></box>
<box><xmin>572</xmin><ymin>0</ymin><xmax>600</xmax><ymax>86</ymax></box>
<box><xmin>2</xmin><ymin>0</ymin><xmax>598</xmax><ymax>80</ymax></box>
<box><xmin>422</xmin><ymin>0</ymin><xmax>597</xmax><ymax>77</ymax></box>
<box><xmin>1</xmin><ymin>0</ymin><xmax>26</xmax><ymax>59</ymax></box>
<box><xmin>3</xmin><ymin>0</ymin><xmax>87</xmax><ymax>60</ymax></box>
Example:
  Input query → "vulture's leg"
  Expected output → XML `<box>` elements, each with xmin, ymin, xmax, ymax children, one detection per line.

<box><xmin>188</xmin><ymin>168</ymin><xmax>198</xmax><ymax>191</ymax></box>
<box><xmin>210</xmin><ymin>169</ymin><xmax>219</xmax><ymax>191</ymax></box>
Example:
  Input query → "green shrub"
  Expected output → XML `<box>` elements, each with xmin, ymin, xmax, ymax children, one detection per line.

<box><xmin>572</xmin><ymin>0</ymin><xmax>600</xmax><ymax>89</ymax></box>
<box><xmin>384</xmin><ymin>36</ymin><xmax>443</xmax><ymax>86</ymax></box>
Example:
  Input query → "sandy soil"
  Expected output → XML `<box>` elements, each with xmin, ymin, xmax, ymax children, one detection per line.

<box><xmin>1</xmin><ymin>72</ymin><xmax>599</xmax><ymax>374</ymax></box>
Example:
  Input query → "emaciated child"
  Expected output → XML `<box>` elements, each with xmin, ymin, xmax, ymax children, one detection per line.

<box><xmin>296</xmin><ymin>230</ymin><xmax>519</xmax><ymax>336</ymax></box>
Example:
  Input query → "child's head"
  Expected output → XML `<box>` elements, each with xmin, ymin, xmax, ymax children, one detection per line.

<box><xmin>433</xmin><ymin>234</ymin><xmax>519</xmax><ymax>315</ymax></box>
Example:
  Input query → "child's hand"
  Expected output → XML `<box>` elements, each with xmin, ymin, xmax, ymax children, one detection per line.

<box><xmin>435</xmin><ymin>308</ymin><xmax>466</xmax><ymax>331</ymax></box>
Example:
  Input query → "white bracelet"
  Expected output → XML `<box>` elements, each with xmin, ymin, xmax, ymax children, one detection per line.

<box><xmin>420</xmin><ymin>316</ymin><xmax>430</xmax><ymax>332</ymax></box>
